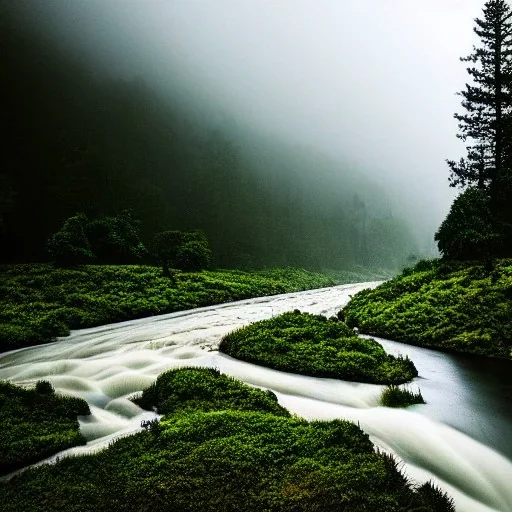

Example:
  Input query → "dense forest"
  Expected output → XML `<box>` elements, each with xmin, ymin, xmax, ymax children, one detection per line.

<box><xmin>0</xmin><ymin>5</ymin><xmax>419</xmax><ymax>270</ymax></box>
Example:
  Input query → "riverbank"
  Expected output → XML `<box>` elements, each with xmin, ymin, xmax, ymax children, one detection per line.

<box><xmin>0</xmin><ymin>368</ymin><xmax>454</xmax><ymax>512</ymax></box>
<box><xmin>342</xmin><ymin>259</ymin><xmax>512</xmax><ymax>359</ymax></box>
<box><xmin>0</xmin><ymin>264</ymin><xmax>335</xmax><ymax>353</ymax></box>
<box><xmin>0</xmin><ymin>381</ymin><xmax>90</xmax><ymax>475</ymax></box>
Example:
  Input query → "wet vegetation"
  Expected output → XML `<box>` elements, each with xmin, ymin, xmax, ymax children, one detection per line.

<box><xmin>342</xmin><ymin>259</ymin><xmax>512</xmax><ymax>359</ymax></box>
<box><xmin>0</xmin><ymin>380</ymin><xmax>90</xmax><ymax>475</ymax></box>
<box><xmin>0</xmin><ymin>264</ymin><xmax>333</xmax><ymax>353</ymax></box>
<box><xmin>219</xmin><ymin>311</ymin><xmax>418</xmax><ymax>384</ymax></box>
<box><xmin>134</xmin><ymin>367</ymin><xmax>289</xmax><ymax>417</ymax></box>
<box><xmin>380</xmin><ymin>385</ymin><xmax>425</xmax><ymax>408</ymax></box>
<box><xmin>1</xmin><ymin>369</ymin><xmax>454</xmax><ymax>512</ymax></box>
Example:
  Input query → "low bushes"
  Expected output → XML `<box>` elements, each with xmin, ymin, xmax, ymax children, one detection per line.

<box><xmin>380</xmin><ymin>385</ymin><xmax>425</xmax><ymax>408</ymax></box>
<box><xmin>0</xmin><ymin>380</ymin><xmax>90</xmax><ymax>475</ymax></box>
<box><xmin>219</xmin><ymin>311</ymin><xmax>418</xmax><ymax>384</ymax></box>
<box><xmin>342</xmin><ymin>259</ymin><xmax>512</xmax><ymax>359</ymax></box>
<box><xmin>0</xmin><ymin>265</ymin><xmax>334</xmax><ymax>352</ymax></box>
<box><xmin>1</xmin><ymin>369</ymin><xmax>454</xmax><ymax>511</ymax></box>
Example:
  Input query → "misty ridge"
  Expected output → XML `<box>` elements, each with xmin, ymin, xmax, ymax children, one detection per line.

<box><xmin>1</xmin><ymin>0</ymin><xmax>474</xmax><ymax>270</ymax></box>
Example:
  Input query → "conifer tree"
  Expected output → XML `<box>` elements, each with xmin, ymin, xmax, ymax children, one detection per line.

<box><xmin>447</xmin><ymin>0</ymin><xmax>512</xmax><ymax>194</ymax></box>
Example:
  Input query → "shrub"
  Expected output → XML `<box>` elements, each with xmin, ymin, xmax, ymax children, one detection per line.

<box><xmin>380</xmin><ymin>385</ymin><xmax>425</xmax><ymax>407</ymax></box>
<box><xmin>46</xmin><ymin>213</ymin><xmax>94</xmax><ymax>266</ymax></box>
<box><xmin>416</xmin><ymin>481</ymin><xmax>456</xmax><ymax>512</ymax></box>
<box><xmin>435</xmin><ymin>188</ymin><xmax>502</xmax><ymax>260</ymax></box>
<box><xmin>151</xmin><ymin>230</ymin><xmax>212</xmax><ymax>273</ymax></box>
<box><xmin>87</xmin><ymin>209</ymin><xmax>147</xmax><ymax>264</ymax></box>
<box><xmin>35</xmin><ymin>380</ymin><xmax>54</xmax><ymax>395</ymax></box>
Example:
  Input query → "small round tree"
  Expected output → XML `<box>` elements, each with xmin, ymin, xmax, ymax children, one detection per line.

<box><xmin>152</xmin><ymin>230</ymin><xmax>212</xmax><ymax>275</ymax></box>
<box><xmin>87</xmin><ymin>209</ymin><xmax>147</xmax><ymax>264</ymax></box>
<box><xmin>435</xmin><ymin>188</ymin><xmax>502</xmax><ymax>260</ymax></box>
<box><xmin>47</xmin><ymin>213</ymin><xmax>95</xmax><ymax>266</ymax></box>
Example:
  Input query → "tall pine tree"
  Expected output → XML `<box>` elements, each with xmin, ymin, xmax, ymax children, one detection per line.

<box><xmin>447</xmin><ymin>0</ymin><xmax>512</xmax><ymax>194</ymax></box>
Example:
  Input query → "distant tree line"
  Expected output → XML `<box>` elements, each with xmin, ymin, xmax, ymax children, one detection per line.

<box><xmin>437</xmin><ymin>0</ymin><xmax>512</xmax><ymax>260</ymax></box>
<box><xmin>47</xmin><ymin>210</ymin><xmax>212</xmax><ymax>273</ymax></box>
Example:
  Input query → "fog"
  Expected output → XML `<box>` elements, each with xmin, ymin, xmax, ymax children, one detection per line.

<box><xmin>2</xmin><ymin>0</ymin><xmax>487</xmax><ymax>267</ymax></box>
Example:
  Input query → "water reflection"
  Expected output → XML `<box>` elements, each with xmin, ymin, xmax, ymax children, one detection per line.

<box><xmin>371</xmin><ymin>336</ymin><xmax>512</xmax><ymax>460</ymax></box>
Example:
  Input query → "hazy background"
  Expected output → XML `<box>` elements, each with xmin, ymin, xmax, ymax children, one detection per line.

<box><xmin>0</xmin><ymin>0</ymin><xmax>485</xmax><ymax>269</ymax></box>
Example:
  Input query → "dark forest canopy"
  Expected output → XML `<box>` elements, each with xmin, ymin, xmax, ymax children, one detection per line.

<box><xmin>0</xmin><ymin>5</ymin><xmax>420</xmax><ymax>270</ymax></box>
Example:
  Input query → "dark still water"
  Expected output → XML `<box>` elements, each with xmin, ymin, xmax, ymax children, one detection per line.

<box><xmin>373</xmin><ymin>336</ymin><xmax>512</xmax><ymax>461</ymax></box>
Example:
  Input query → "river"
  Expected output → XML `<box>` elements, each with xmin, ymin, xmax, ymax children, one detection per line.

<box><xmin>1</xmin><ymin>283</ymin><xmax>511</xmax><ymax>511</ymax></box>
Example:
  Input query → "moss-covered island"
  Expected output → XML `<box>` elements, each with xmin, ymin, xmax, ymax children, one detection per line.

<box><xmin>219</xmin><ymin>311</ymin><xmax>418</xmax><ymax>384</ymax></box>
<box><xmin>0</xmin><ymin>264</ymin><xmax>334</xmax><ymax>353</ymax></box>
<box><xmin>342</xmin><ymin>259</ymin><xmax>512</xmax><ymax>359</ymax></box>
<box><xmin>0</xmin><ymin>380</ymin><xmax>90</xmax><ymax>475</ymax></box>
<box><xmin>1</xmin><ymin>369</ymin><xmax>454</xmax><ymax>511</ymax></box>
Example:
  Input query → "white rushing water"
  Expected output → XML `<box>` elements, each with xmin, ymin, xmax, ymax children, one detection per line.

<box><xmin>1</xmin><ymin>282</ymin><xmax>511</xmax><ymax>511</ymax></box>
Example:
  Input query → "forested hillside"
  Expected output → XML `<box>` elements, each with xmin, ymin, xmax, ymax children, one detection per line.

<box><xmin>0</xmin><ymin>6</ymin><xmax>417</xmax><ymax>269</ymax></box>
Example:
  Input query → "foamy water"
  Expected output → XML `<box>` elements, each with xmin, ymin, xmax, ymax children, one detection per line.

<box><xmin>1</xmin><ymin>282</ymin><xmax>511</xmax><ymax>511</ymax></box>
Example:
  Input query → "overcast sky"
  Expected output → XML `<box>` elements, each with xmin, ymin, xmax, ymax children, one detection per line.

<box><xmin>16</xmin><ymin>0</ymin><xmax>487</xmax><ymax>235</ymax></box>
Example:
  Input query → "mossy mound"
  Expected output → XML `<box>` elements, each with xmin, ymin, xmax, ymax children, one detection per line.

<box><xmin>134</xmin><ymin>367</ymin><xmax>289</xmax><ymax>416</ymax></box>
<box><xmin>342</xmin><ymin>259</ymin><xmax>512</xmax><ymax>359</ymax></box>
<box><xmin>219</xmin><ymin>311</ymin><xmax>418</xmax><ymax>384</ymax></box>
<box><xmin>1</xmin><ymin>369</ymin><xmax>453</xmax><ymax>512</ymax></box>
<box><xmin>0</xmin><ymin>380</ymin><xmax>90</xmax><ymax>475</ymax></box>
<box><xmin>0</xmin><ymin>264</ymin><xmax>334</xmax><ymax>352</ymax></box>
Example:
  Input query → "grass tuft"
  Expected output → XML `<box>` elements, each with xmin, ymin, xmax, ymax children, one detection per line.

<box><xmin>380</xmin><ymin>385</ymin><xmax>425</xmax><ymax>408</ymax></box>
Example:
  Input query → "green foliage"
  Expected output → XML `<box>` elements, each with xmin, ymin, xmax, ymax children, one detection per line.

<box><xmin>0</xmin><ymin>370</ymin><xmax>453</xmax><ymax>511</ymax></box>
<box><xmin>135</xmin><ymin>367</ymin><xmax>288</xmax><ymax>416</ymax></box>
<box><xmin>0</xmin><ymin>381</ymin><xmax>90</xmax><ymax>475</ymax></box>
<box><xmin>151</xmin><ymin>230</ymin><xmax>212</xmax><ymax>272</ymax></box>
<box><xmin>435</xmin><ymin>188</ymin><xmax>503</xmax><ymax>260</ymax></box>
<box><xmin>0</xmin><ymin>264</ymin><xmax>333</xmax><ymax>352</ymax></box>
<box><xmin>35</xmin><ymin>380</ymin><xmax>54</xmax><ymax>395</ymax></box>
<box><xmin>343</xmin><ymin>259</ymin><xmax>512</xmax><ymax>359</ymax></box>
<box><xmin>219</xmin><ymin>311</ymin><xmax>418</xmax><ymax>384</ymax></box>
<box><xmin>416</xmin><ymin>481</ymin><xmax>456</xmax><ymax>512</ymax></box>
<box><xmin>87</xmin><ymin>209</ymin><xmax>147</xmax><ymax>264</ymax></box>
<box><xmin>48</xmin><ymin>211</ymin><xmax>146</xmax><ymax>266</ymax></box>
<box><xmin>46</xmin><ymin>213</ymin><xmax>95</xmax><ymax>266</ymax></box>
<box><xmin>447</xmin><ymin>0</ymin><xmax>512</xmax><ymax>193</ymax></box>
<box><xmin>380</xmin><ymin>385</ymin><xmax>425</xmax><ymax>408</ymax></box>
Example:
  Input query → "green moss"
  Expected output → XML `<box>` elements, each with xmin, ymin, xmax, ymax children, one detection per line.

<box><xmin>0</xmin><ymin>264</ymin><xmax>334</xmax><ymax>352</ymax></box>
<box><xmin>342</xmin><ymin>259</ymin><xmax>512</xmax><ymax>359</ymax></box>
<box><xmin>0</xmin><ymin>370</ymin><xmax>453</xmax><ymax>512</ymax></box>
<box><xmin>380</xmin><ymin>385</ymin><xmax>425</xmax><ymax>408</ymax></box>
<box><xmin>219</xmin><ymin>311</ymin><xmax>418</xmax><ymax>384</ymax></box>
<box><xmin>0</xmin><ymin>380</ymin><xmax>90</xmax><ymax>475</ymax></box>
<box><xmin>134</xmin><ymin>367</ymin><xmax>289</xmax><ymax>417</ymax></box>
